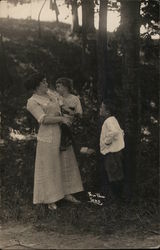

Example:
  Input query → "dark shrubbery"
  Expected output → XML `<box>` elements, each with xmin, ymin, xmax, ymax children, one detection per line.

<box><xmin>0</xmin><ymin>19</ymin><xmax>159</xmax><ymax>222</ymax></box>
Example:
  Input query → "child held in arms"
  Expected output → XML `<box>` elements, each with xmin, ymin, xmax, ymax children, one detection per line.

<box><xmin>99</xmin><ymin>101</ymin><xmax>125</xmax><ymax>199</ymax></box>
<box><xmin>55</xmin><ymin>77</ymin><xmax>83</xmax><ymax>152</ymax></box>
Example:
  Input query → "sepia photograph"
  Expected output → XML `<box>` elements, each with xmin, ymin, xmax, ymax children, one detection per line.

<box><xmin>0</xmin><ymin>0</ymin><xmax>159</xmax><ymax>249</ymax></box>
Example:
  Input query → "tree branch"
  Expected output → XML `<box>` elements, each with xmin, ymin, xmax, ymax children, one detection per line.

<box><xmin>38</xmin><ymin>0</ymin><xmax>47</xmax><ymax>38</ymax></box>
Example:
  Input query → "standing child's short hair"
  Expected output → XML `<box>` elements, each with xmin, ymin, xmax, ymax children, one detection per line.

<box><xmin>102</xmin><ymin>99</ymin><xmax>115</xmax><ymax>115</ymax></box>
<box><xmin>56</xmin><ymin>77</ymin><xmax>73</xmax><ymax>92</ymax></box>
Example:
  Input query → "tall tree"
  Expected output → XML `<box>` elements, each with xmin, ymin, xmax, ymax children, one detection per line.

<box><xmin>81</xmin><ymin>0</ymin><xmax>95</xmax><ymax>80</ymax></box>
<box><xmin>65</xmin><ymin>0</ymin><xmax>79</xmax><ymax>32</ymax></box>
<box><xmin>71</xmin><ymin>0</ymin><xmax>79</xmax><ymax>32</ymax></box>
<box><xmin>97</xmin><ymin>0</ymin><xmax>108</xmax><ymax>103</ymax></box>
<box><xmin>0</xmin><ymin>34</ymin><xmax>14</xmax><ymax>140</ymax></box>
<box><xmin>38</xmin><ymin>0</ymin><xmax>47</xmax><ymax>38</ymax></box>
<box><xmin>81</xmin><ymin>0</ymin><xmax>95</xmax><ymax>34</ymax></box>
<box><xmin>119</xmin><ymin>0</ymin><xmax>141</xmax><ymax>199</ymax></box>
<box><xmin>50</xmin><ymin>0</ymin><xmax>60</xmax><ymax>23</ymax></box>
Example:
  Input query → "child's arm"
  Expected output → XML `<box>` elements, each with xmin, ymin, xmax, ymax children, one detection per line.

<box><xmin>104</xmin><ymin>131</ymin><xmax>115</xmax><ymax>145</ymax></box>
<box><xmin>61</xmin><ymin>106</ymin><xmax>75</xmax><ymax>117</ymax></box>
<box><xmin>63</xmin><ymin>106</ymin><xmax>75</xmax><ymax>114</ymax></box>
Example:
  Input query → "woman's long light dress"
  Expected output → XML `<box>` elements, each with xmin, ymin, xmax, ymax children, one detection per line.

<box><xmin>27</xmin><ymin>93</ymin><xmax>83</xmax><ymax>204</ymax></box>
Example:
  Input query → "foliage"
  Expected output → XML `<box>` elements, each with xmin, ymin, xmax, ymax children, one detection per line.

<box><xmin>7</xmin><ymin>0</ymin><xmax>31</xmax><ymax>5</ymax></box>
<box><xmin>0</xmin><ymin>17</ymin><xmax>158</xmax><ymax>223</ymax></box>
<box><xmin>1</xmin><ymin>139</ymin><xmax>35</xmax><ymax>214</ymax></box>
<box><xmin>141</xmin><ymin>0</ymin><xmax>159</xmax><ymax>35</ymax></box>
<box><xmin>136</xmin><ymin>64</ymin><xmax>159</xmax><ymax>200</ymax></box>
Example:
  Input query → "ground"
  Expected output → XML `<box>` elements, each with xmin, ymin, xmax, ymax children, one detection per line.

<box><xmin>1</xmin><ymin>221</ymin><xmax>160</xmax><ymax>249</ymax></box>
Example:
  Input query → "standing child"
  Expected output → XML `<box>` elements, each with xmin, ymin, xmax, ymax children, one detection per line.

<box><xmin>99</xmin><ymin>102</ymin><xmax>125</xmax><ymax>200</ymax></box>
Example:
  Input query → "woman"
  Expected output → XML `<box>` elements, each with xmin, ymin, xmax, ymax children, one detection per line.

<box><xmin>26</xmin><ymin>73</ymin><xmax>83</xmax><ymax>210</ymax></box>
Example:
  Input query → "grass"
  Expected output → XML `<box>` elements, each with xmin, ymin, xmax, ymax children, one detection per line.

<box><xmin>1</xmin><ymin>189</ymin><xmax>159</xmax><ymax>237</ymax></box>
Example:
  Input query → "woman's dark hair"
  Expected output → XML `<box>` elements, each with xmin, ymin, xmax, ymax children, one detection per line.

<box><xmin>24</xmin><ymin>72</ymin><xmax>45</xmax><ymax>91</ymax></box>
<box><xmin>56</xmin><ymin>77</ymin><xmax>73</xmax><ymax>92</ymax></box>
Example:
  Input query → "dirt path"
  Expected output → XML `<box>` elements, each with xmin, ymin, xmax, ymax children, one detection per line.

<box><xmin>1</xmin><ymin>222</ymin><xmax>160</xmax><ymax>249</ymax></box>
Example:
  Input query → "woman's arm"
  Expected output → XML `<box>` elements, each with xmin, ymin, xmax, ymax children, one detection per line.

<box><xmin>27</xmin><ymin>99</ymin><xmax>68</xmax><ymax>125</ymax></box>
<box><xmin>42</xmin><ymin>115</ymin><xmax>63</xmax><ymax>125</ymax></box>
<box><xmin>43</xmin><ymin>115</ymin><xmax>72</xmax><ymax>126</ymax></box>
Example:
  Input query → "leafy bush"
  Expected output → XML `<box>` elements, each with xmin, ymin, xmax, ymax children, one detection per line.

<box><xmin>0</xmin><ymin>19</ymin><xmax>159</xmax><ymax>221</ymax></box>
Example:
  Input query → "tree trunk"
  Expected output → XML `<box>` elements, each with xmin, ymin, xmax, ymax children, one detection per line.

<box><xmin>0</xmin><ymin>34</ymin><xmax>13</xmax><ymax>140</ymax></box>
<box><xmin>81</xmin><ymin>0</ymin><xmax>95</xmax><ymax>34</ymax></box>
<box><xmin>53</xmin><ymin>0</ymin><xmax>59</xmax><ymax>23</ymax></box>
<box><xmin>81</xmin><ymin>1</ymin><xmax>97</xmax><ymax>82</ymax></box>
<box><xmin>50</xmin><ymin>0</ymin><xmax>59</xmax><ymax>23</ymax></box>
<box><xmin>97</xmin><ymin>0</ymin><xmax>108</xmax><ymax>103</ymax></box>
<box><xmin>71</xmin><ymin>0</ymin><xmax>79</xmax><ymax>32</ymax></box>
<box><xmin>120</xmin><ymin>0</ymin><xmax>141</xmax><ymax>200</ymax></box>
<box><xmin>38</xmin><ymin>0</ymin><xmax>47</xmax><ymax>38</ymax></box>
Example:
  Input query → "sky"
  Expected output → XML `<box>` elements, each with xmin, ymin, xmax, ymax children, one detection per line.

<box><xmin>0</xmin><ymin>0</ymin><xmax>158</xmax><ymax>38</ymax></box>
<box><xmin>0</xmin><ymin>0</ymin><xmax>120</xmax><ymax>32</ymax></box>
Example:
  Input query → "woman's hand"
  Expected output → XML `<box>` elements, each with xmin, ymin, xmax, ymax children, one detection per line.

<box><xmin>68</xmin><ymin>110</ymin><xmax>75</xmax><ymax>116</ymax></box>
<box><xmin>61</xmin><ymin>117</ymin><xmax>72</xmax><ymax>126</ymax></box>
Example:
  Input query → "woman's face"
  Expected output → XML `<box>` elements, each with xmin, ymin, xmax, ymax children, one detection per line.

<box><xmin>56</xmin><ymin>83</ymin><xmax>67</xmax><ymax>95</ymax></box>
<box><xmin>37</xmin><ymin>78</ymin><xmax>48</xmax><ymax>94</ymax></box>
